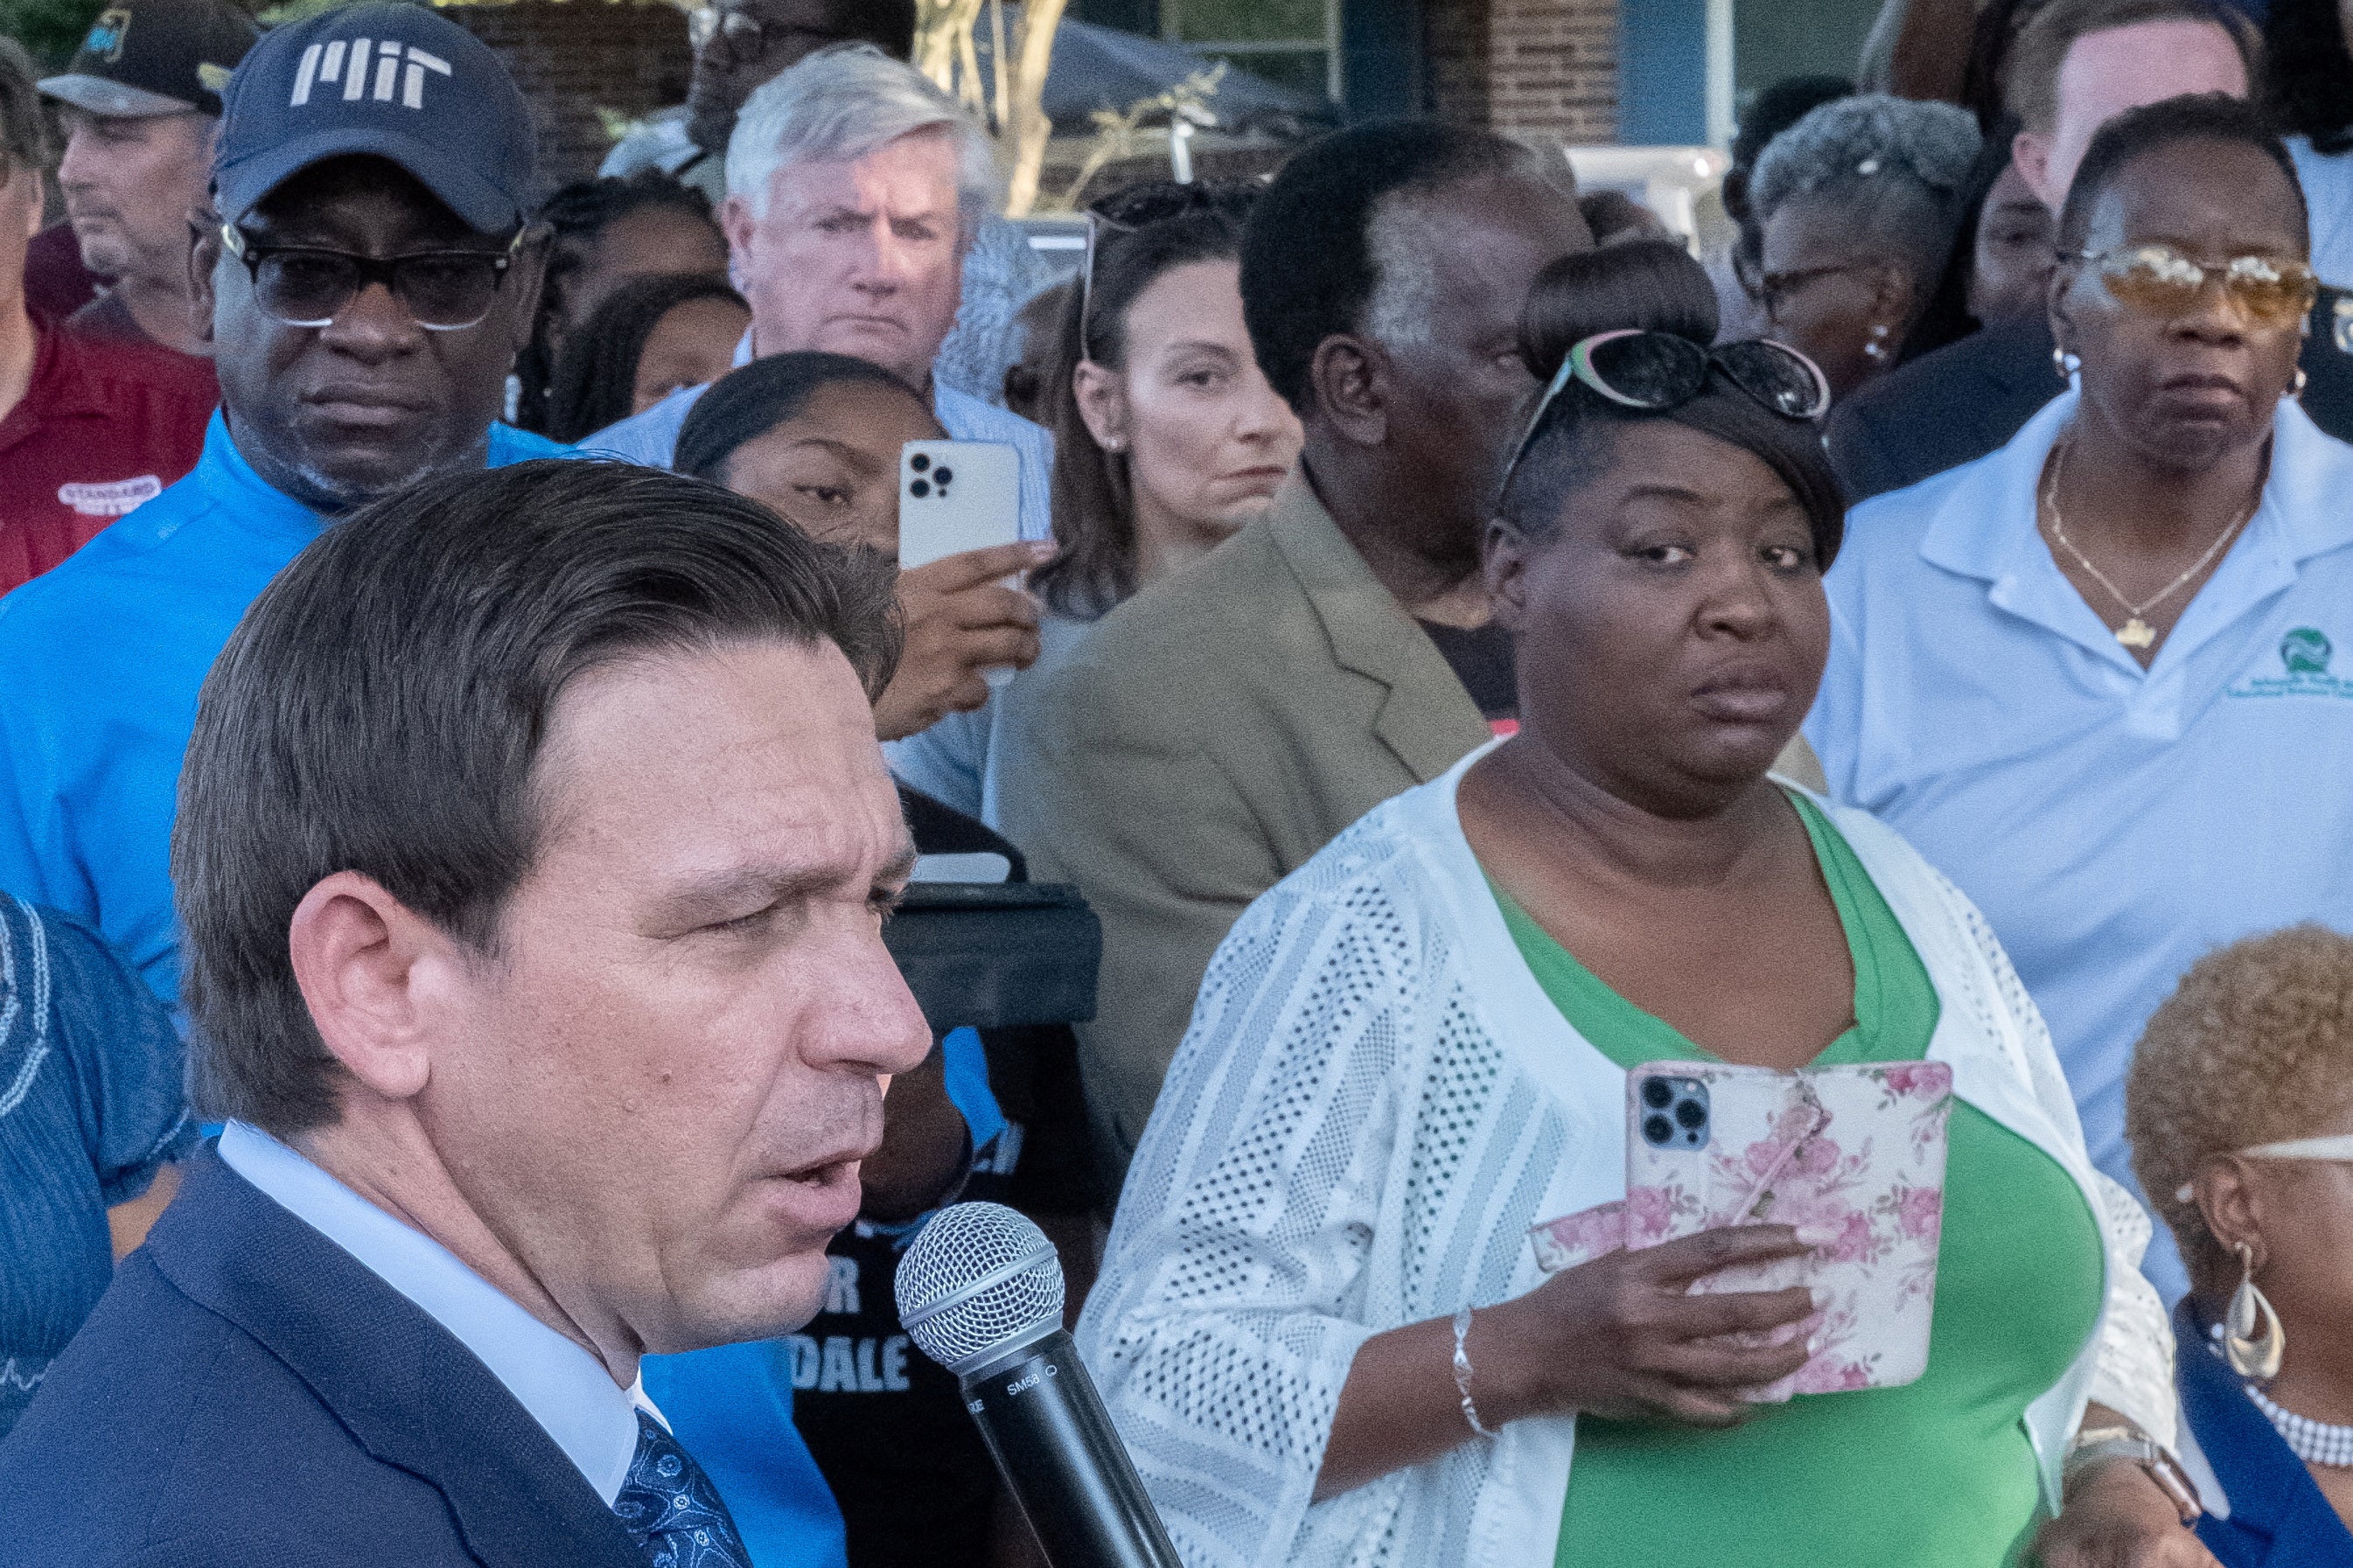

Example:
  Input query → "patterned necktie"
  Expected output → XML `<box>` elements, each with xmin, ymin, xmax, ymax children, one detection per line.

<box><xmin>611</xmin><ymin>1409</ymin><xmax>751</xmax><ymax>1568</ymax></box>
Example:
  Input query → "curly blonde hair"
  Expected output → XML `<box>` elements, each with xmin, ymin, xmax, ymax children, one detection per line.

<box><xmin>2127</xmin><ymin>923</ymin><xmax>2353</xmax><ymax>1293</ymax></box>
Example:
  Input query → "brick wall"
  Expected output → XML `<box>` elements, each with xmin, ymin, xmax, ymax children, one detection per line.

<box><xmin>1424</xmin><ymin>0</ymin><xmax>1616</xmax><ymax>144</ymax></box>
<box><xmin>448</xmin><ymin>0</ymin><xmax>694</xmax><ymax>201</ymax></box>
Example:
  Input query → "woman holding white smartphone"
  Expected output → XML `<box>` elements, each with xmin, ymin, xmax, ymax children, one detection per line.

<box><xmin>1075</xmin><ymin>243</ymin><xmax>2202</xmax><ymax>1568</ymax></box>
<box><xmin>674</xmin><ymin>350</ymin><xmax>1055</xmax><ymax>743</ymax></box>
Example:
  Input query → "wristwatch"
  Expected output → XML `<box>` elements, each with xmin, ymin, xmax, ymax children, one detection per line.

<box><xmin>2065</xmin><ymin>1425</ymin><xmax>2204</xmax><ymax>1527</ymax></box>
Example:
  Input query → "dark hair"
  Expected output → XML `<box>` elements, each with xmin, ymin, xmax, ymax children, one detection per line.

<box><xmin>1898</xmin><ymin>115</ymin><xmax>2026</xmax><ymax>361</ymax></box>
<box><xmin>1239</xmin><ymin>120</ymin><xmax>1549</xmax><ymax>413</ymax></box>
<box><xmin>1503</xmin><ymin>243</ymin><xmax>1847</xmax><ymax>568</ymax></box>
<box><xmin>174</xmin><ymin>459</ymin><xmax>901</xmax><ymax>1134</ymax></box>
<box><xmin>1519</xmin><ymin>240</ymin><xmax>1721</xmax><ymax>366</ymax></box>
<box><xmin>2263</xmin><ymin>0</ymin><xmax>2353</xmax><ymax>155</ymax></box>
<box><xmin>2056</xmin><ymin>93</ymin><xmax>2308</xmax><ymax>253</ymax></box>
<box><xmin>1032</xmin><ymin>202</ymin><xmax>1250</xmax><ymax>618</ymax></box>
<box><xmin>0</xmin><ymin>38</ymin><xmax>48</xmax><ymax>174</ymax></box>
<box><xmin>515</xmin><ymin>175</ymin><xmax>725</xmax><ymax>435</ymax></box>
<box><xmin>546</xmin><ymin>273</ymin><xmax>747</xmax><ymax>443</ymax></box>
<box><xmin>674</xmin><ymin>351</ymin><xmax>927</xmax><ymax>483</ymax></box>
<box><xmin>2003</xmin><ymin>0</ymin><xmax>2259</xmax><ymax>134</ymax></box>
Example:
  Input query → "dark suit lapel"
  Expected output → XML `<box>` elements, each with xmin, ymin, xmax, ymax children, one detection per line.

<box><xmin>2175</xmin><ymin>1301</ymin><xmax>2353</xmax><ymax>1566</ymax></box>
<box><xmin>1264</xmin><ymin>477</ymin><xmax>1493</xmax><ymax>784</ymax></box>
<box><xmin>150</xmin><ymin>1150</ymin><xmax>646</xmax><ymax>1568</ymax></box>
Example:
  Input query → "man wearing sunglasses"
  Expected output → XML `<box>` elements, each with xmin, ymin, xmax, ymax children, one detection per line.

<box><xmin>0</xmin><ymin>2</ymin><xmax>566</xmax><ymax>1013</ymax></box>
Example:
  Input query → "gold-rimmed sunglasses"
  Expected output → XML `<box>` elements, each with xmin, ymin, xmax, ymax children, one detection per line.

<box><xmin>2070</xmin><ymin>242</ymin><xmax>2319</xmax><ymax>330</ymax></box>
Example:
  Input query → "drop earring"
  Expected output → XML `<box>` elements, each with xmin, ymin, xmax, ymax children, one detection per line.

<box><xmin>2052</xmin><ymin>346</ymin><xmax>2081</xmax><ymax>381</ymax></box>
<box><xmin>1864</xmin><ymin>323</ymin><xmax>1891</xmax><ymax>361</ymax></box>
<box><xmin>2217</xmin><ymin>1241</ymin><xmax>2286</xmax><ymax>1382</ymax></box>
<box><xmin>2294</xmin><ymin>367</ymin><xmax>2309</xmax><ymax>398</ymax></box>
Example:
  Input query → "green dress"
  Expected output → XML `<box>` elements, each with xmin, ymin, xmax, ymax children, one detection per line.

<box><xmin>1486</xmin><ymin>794</ymin><xmax>2105</xmax><ymax>1568</ymax></box>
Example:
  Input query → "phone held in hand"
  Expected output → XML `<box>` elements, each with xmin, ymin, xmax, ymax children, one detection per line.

<box><xmin>1531</xmin><ymin>1059</ymin><xmax>1953</xmax><ymax>1398</ymax></box>
<box><xmin>899</xmin><ymin>440</ymin><xmax>1025</xmax><ymax>691</ymax></box>
<box><xmin>898</xmin><ymin>440</ymin><xmax>1023</xmax><ymax>569</ymax></box>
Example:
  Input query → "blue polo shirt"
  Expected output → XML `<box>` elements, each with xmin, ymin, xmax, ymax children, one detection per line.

<box><xmin>1807</xmin><ymin>392</ymin><xmax>2353</xmax><ymax>1300</ymax></box>
<box><xmin>0</xmin><ymin>412</ymin><xmax>569</xmax><ymax>1008</ymax></box>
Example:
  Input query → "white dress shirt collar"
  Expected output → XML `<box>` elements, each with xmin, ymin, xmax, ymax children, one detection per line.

<box><xmin>217</xmin><ymin>1120</ymin><xmax>660</xmax><ymax>1504</ymax></box>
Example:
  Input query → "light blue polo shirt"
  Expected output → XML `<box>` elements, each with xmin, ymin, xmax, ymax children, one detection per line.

<box><xmin>1807</xmin><ymin>391</ymin><xmax>2353</xmax><ymax>1300</ymax></box>
<box><xmin>582</xmin><ymin>330</ymin><xmax>1056</xmax><ymax>544</ymax></box>
<box><xmin>0</xmin><ymin>412</ymin><xmax>570</xmax><ymax>1008</ymax></box>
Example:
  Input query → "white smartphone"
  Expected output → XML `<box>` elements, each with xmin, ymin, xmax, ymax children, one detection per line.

<box><xmin>898</xmin><ymin>440</ymin><xmax>1023</xmax><ymax>570</ymax></box>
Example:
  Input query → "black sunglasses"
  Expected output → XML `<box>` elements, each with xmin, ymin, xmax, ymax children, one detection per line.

<box><xmin>1497</xmin><ymin>329</ymin><xmax>1831</xmax><ymax>505</ymax></box>
<box><xmin>1077</xmin><ymin>178</ymin><xmax>1262</xmax><ymax>357</ymax></box>
<box><xmin>218</xmin><ymin>223</ymin><xmax>523</xmax><ymax>332</ymax></box>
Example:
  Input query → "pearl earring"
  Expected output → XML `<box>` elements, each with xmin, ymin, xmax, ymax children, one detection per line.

<box><xmin>2052</xmin><ymin>346</ymin><xmax>2081</xmax><ymax>381</ymax></box>
<box><xmin>2294</xmin><ymin>367</ymin><xmax>2309</xmax><ymax>398</ymax></box>
<box><xmin>1863</xmin><ymin>323</ymin><xmax>1890</xmax><ymax>361</ymax></box>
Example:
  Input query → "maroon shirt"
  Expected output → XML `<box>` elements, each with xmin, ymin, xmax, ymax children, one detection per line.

<box><xmin>0</xmin><ymin>318</ymin><xmax>216</xmax><ymax>593</ymax></box>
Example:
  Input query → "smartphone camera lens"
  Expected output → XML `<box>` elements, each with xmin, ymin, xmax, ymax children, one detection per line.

<box><xmin>910</xmin><ymin>454</ymin><xmax>931</xmax><ymax>472</ymax></box>
<box><xmin>933</xmin><ymin>466</ymin><xmax>953</xmax><ymax>485</ymax></box>
<box><xmin>1674</xmin><ymin>1098</ymin><xmax>1707</xmax><ymax>1131</ymax></box>
<box><xmin>1643</xmin><ymin>1113</ymin><xmax>1674</xmax><ymax>1146</ymax></box>
<box><xmin>910</xmin><ymin>478</ymin><xmax>931</xmax><ymax>498</ymax></box>
<box><xmin>1641</xmin><ymin>1078</ymin><xmax>1674</xmax><ymax>1110</ymax></box>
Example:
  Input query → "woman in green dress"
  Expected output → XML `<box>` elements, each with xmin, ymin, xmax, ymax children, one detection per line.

<box><xmin>1076</xmin><ymin>240</ymin><xmax>2204</xmax><ymax>1568</ymax></box>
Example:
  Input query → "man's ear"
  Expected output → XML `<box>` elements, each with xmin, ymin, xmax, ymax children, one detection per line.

<box><xmin>187</xmin><ymin>215</ymin><xmax>221</xmax><ymax>348</ymax></box>
<box><xmin>1309</xmin><ymin>332</ymin><xmax>1390</xmax><ymax>449</ymax></box>
<box><xmin>2012</xmin><ymin>129</ymin><xmax>2061</xmax><ymax>214</ymax></box>
<box><xmin>287</xmin><ymin>870</ymin><xmax>470</xmax><ymax>1106</ymax></box>
<box><xmin>718</xmin><ymin>191</ymin><xmax>758</xmax><ymax>259</ymax></box>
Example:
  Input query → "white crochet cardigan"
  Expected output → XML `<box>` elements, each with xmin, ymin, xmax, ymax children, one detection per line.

<box><xmin>1078</xmin><ymin>749</ymin><xmax>2178</xmax><ymax>1568</ymax></box>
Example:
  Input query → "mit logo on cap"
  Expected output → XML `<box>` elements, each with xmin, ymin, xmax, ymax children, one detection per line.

<box><xmin>289</xmin><ymin>38</ymin><xmax>451</xmax><ymax>111</ymax></box>
<box><xmin>211</xmin><ymin>0</ymin><xmax>534</xmax><ymax>234</ymax></box>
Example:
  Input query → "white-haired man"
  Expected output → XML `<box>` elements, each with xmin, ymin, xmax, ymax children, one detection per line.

<box><xmin>588</xmin><ymin>43</ymin><xmax>1051</xmax><ymax>543</ymax></box>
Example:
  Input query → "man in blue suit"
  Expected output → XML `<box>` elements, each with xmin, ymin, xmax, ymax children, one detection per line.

<box><xmin>0</xmin><ymin>448</ymin><xmax>930</xmax><ymax>1561</ymax></box>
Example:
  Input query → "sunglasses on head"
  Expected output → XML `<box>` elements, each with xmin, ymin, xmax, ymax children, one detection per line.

<box><xmin>2071</xmin><ymin>243</ymin><xmax>2318</xmax><ymax>330</ymax></box>
<box><xmin>1077</xmin><ymin>178</ymin><xmax>1262</xmax><ymax>356</ymax></box>
<box><xmin>1496</xmin><ymin>329</ymin><xmax>1831</xmax><ymax>506</ymax></box>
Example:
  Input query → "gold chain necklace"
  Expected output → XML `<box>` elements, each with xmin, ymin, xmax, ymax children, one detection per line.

<box><xmin>2039</xmin><ymin>435</ymin><xmax>2257</xmax><ymax>651</ymax></box>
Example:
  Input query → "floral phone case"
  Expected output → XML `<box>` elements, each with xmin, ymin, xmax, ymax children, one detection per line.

<box><xmin>1531</xmin><ymin>1059</ymin><xmax>1953</xmax><ymax>1398</ymax></box>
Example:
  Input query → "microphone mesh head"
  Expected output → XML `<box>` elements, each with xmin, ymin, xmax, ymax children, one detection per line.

<box><xmin>895</xmin><ymin>1202</ymin><xmax>1065</xmax><ymax>1374</ymax></box>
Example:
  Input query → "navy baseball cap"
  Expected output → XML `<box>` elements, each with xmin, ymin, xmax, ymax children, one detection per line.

<box><xmin>213</xmin><ymin>1</ymin><xmax>534</xmax><ymax>233</ymax></box>
<box><xmin>38</xmin><ymin>0</ymin><xmax>256</xmax><ymax>118</ymax></box>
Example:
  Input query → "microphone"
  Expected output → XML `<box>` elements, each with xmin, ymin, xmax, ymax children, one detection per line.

<box><xmin>897</xmin><ymin>1202</ymin><xmax>1184</xmax><ymax>1568</ymax></box>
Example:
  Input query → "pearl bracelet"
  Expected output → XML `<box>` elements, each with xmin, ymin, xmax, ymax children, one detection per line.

<box><xmin>1453</xmin><ymin>1305</ymin><xmax>1496</xmax><ymax>1438</ymax></box>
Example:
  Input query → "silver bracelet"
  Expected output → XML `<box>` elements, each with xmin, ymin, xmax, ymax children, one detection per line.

<box><xmin>1452</xmin><ymin>1305</ymin><xmax>1496</xmax><ymax>1438</ymax></box>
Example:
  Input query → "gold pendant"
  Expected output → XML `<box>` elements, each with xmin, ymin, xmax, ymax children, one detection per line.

<box><xmin>2117</xmin><ymin>617</ymin><xmax>2157</xmax><ymax>649</ymax></box>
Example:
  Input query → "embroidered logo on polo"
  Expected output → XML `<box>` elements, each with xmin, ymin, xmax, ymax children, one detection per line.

<box><xmin>288</xmin><ymin>37</ymin><xmax>452</xmax><ymax>110</ymax></box>
<box><xmin>56</xmin><ymin>476</ymin><xmax>162</xmax><ymax>518</ymax></box>
<box><xmin>2282</xmin><ymin>627</ymin><xmax>2333</xmax><ymax>674</ymax></box>
<box><xmin>81</xmin><ymin>9</ymin><xmax>131</xmax><ymax>63</ymax></box>
<box><xmin>2226</xmin><ymin>627</ymin><xmax>2353</xmax><ymax>700</ymax></box>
